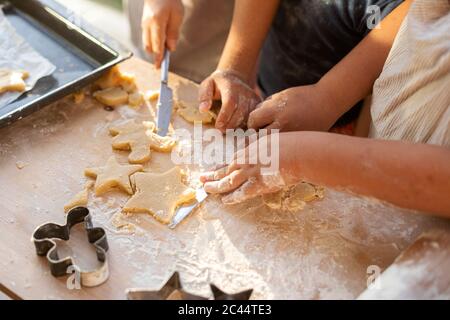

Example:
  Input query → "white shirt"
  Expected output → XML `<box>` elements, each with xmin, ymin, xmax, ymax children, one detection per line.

<box><xmin>369</xmin><ymin>0</ymin><xmax>450</xmax><ymax>147</ymax></box>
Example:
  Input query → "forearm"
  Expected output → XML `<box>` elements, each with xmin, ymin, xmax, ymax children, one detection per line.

<box><xmin>317</xmin><ymin>0</ymin><xmax>412</xmax><ymax>120</ymax></box>
<box><xmin>284</xmin><ymin>132</ymin><xmax>450</xmax><ymax>217</ymax></box>
<box><xmin>217</xmin><ymin>0</ymin><xmax>280</xmax><ymax>82</ymax></box>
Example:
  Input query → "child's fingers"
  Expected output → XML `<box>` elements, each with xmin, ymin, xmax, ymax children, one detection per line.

<box><xmin>142</xmin><ymin>25</ymin><xmax>153</xmax><ymax>55</ymax></box>
<box><xmin>222</xmin><ymin>179</ymin><xmax>262</xmax><ymax>204</ymax></box>
<box><xmin>247</xmin><ymin>100</ymin><xmax>278</xmax><ymax>130</ymax></box>
<box><xmin>150</xmin><ymin>20</ymin><xmax>167</xmax><ymax>69</ymax></box>
<box><xmin>166</xmin><ymin>9</ymin><xmax>183</xmax><ymax>51</ymax></box>
<box><xmin>198</xmin><ymin>78</ymin><xmax>215</xmax><ymax>112</ymax></box>
<box><xmin>204</xmin><ymin>169</ymin><xmax>249</xmax><ymax>194</ymax></box>
<box><xmin>215</xmin><ymin>89</ymin><xmax>238</xmax><ymax>132</ymax></box>
<box><xmin>200</xmin><ymin>166</ymin><xmax>228</xmax><ymax>183</ymax></box>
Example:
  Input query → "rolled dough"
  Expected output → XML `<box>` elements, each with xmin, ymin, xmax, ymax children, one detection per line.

<box><xmin>123</xmin><ymin>167</ymin><xmax>196</xmax><ymax>224</ymax></box>
<box><xmin>263</xmin><ymin>182</ymin><xmax>324</xmax><ymax>212</ymax></box>
<box><xmin>109</xmin><ymin>120</ymin><xmax>177</xmax><ymax>164</ymax></box>
<box><xmin>84</xmin><ymin>156</ymin><xmax>143</xmax><ymax>195</ymax></box>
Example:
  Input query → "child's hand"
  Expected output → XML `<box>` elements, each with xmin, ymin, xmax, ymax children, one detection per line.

<box><xmin>199</xmin><ymin>70</ymin><xmax>262</xmax><ymax>133</ymax></box>
<box><xmin>200</xmin><ymin>133</ymin><xmax>302</xmax><ymax>204</ymax></box>
<box><xmin>142</xmin><ymin>0</ymin><xmax>184</xmax><ymax>68</ymax></box>
<box><xmin>248</xmin><ymin>84</ymin><xmax>338</xmax><ymax>132</ymax></box>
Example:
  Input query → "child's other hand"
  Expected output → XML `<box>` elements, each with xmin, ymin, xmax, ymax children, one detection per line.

<box><xmin>248</xmin><ymin>84</ymin><xmax>337</xmax><ymax>132</ymax></box>
<box><xmin>142</xmin><ymin>0</ymin><xmax>184</xmax><ymax>68</ymax></box>
<box><xmin>200</xmin><ymin>133</ymin><xmax>302</xmax><ymax>204</ymax></box>
<box><xmin>198</xmin><ymin>70</ymin><xmax>262</xmax><ymax>133</ymax></box>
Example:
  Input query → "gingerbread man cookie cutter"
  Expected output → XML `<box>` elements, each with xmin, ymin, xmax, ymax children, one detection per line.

<box><xmin>31</xmin><ymin>207</ymin><xmax>109</xmax><ymax>287</ymax></box>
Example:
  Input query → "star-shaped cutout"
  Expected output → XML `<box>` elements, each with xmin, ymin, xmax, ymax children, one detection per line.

<box><xmin>109</xmin><ymin>120</ymin><xmax>176</xmax><ymax>164</ymax></box>
<box><xmin>123</xmin><ymin>167</ymin><xmax>196</xmax><ymax>224</ymax></box>
<box><xmin>126</xmin><ymin>272</ymin><xmax>207</xmax><ymax>300</ymax></box>
<box><xmin>85</xmin><ymin>156</ymin><xmax>143</xmax><ymax>196</ymax></box>
<box><xmin>210</xmin><ymin>284</ymin><xmax>253</xmax><ymax>300</ymax></box>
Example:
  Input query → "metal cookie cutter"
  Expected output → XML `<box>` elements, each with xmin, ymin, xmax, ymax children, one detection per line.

<box><xmin>31</xmin><ymin>207</ymin><xmax>109</xmax><ymax>287</ymax></box>
<box><xmin>126</xmin><ymin>272</ymin><xmax>253</xmax><ymax>300</ymax></box>
<box><xmin>126</xmin><ymin>272</ymin><xmax>207</xmax><ymax>300</ymax></box>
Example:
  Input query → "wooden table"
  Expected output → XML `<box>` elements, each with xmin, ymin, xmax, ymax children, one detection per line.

<box><xmin>1</xmin><ymin>58</ymin><xmax>449</xmax><ymax>300</ymax></box>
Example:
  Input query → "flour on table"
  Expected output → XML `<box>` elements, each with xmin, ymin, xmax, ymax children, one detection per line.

<box><xmin>111</xmin><ymin>212</ymin><xmax>137</xmax><ymax>234</ymax></box>
<box><xmin>123</xmin><ymin>167</ymin><xmax>196</xmax><ymax>224</ymax></box>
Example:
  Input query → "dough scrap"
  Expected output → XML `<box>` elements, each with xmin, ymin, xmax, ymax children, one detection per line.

<box><xmin>95</xmin><ymin>66</ymin><xmax>137</xmax><ymax>93</ymax></box>
<box><xmin>263</xmin><ymin>182</ymin><xmax>324</xmax><ymax>211</ymax></box>
<box><xmin>146</xmin><ymin>90</ymin><xmax>159</xmax><ymax>102</ymax></box>
<box><xmin>109</xmin><ymin>120</ymin><xmax>177</xmax><ymax>164</ymax></box>
<box><xmin>94</xmin><ymin>66</ymin><xmax>144</xmax><ymax>107</ymax></box>
<box><xmin>63</xmin><ymin>181</ymin><xmax>94</xmax><ymax>213</ymax></box>
<box><xmin>176</xmin><ymin>101</ymin><xmax>217</xmax><ymax>124</ymax></box>
<box><xmin>93</xmin><ymin>87</ymin><xmax>128</xmax><ymax>107</ymax></box>
<box><xmin>15</xmin><ymin>161</ymin><xmax>28</xmax><ymax>170</ymax></box>
<box><xmin>128</xmin><ymin>91</ymin><xmax>144</xmax><ymax>107</ymax></box>
<box><xmin>84</xmin><ymin>156</ymin><xmax>143</xmax><ymax>195</ymax></box>
<box><xmin>0</xmin><ymin>69</ymin><xmax>29</xmax><ymax>94</ymax></box>
<box><xmin>72</xmin><ymin>90</ymin><xmax>85</xmax><ymax>104</ymax></box>
<box><xmin>111</xmin><ymin>212</ymin><xmax>136</xmax><ymax>234</ymax></box>
<box><xmin>123</xmin><ymin>167</ymin><xmax>196</xmax><ymax>224</ymax></box>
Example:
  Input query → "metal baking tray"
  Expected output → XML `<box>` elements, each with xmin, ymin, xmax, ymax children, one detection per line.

<box><xmin>0</xmin><ymin>0</ymin><xmax>133</xmax><ymax>128</ymax></box>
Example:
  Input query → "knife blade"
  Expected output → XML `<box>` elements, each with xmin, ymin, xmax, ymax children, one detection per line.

<box><xmin>168</xmin><ymin>188</ymin><xmax>208</xmax><ymax>229</ymax></box>
<box><xmin>156</xmin><ymin>49</ymin><xmax>173</xmax><ymax>137</ymax></box>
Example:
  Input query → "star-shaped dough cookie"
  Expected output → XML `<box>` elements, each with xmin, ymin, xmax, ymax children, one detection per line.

<box><xmin>109</xmin><ymin>120</ymin><xmax>177</xmax><ymax>164</ymax></box>
<box><xmin>123</xmin><ymin>167</ymin><xmax>196</xmax><ymax>224</ymax></box>
<box><xmin>84</xmin><ymin>156</ymin><xmax>143</xmax><ymax>196</ymax></box>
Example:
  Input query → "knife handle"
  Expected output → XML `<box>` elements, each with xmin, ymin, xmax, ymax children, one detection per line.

<box><xmin>161</xmin><ymin>49</ymin><xmax>170</xmax><ymax>84</ymax></box>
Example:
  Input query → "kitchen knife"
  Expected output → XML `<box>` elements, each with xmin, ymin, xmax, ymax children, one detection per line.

<box><xmin>156</xmin><ymin>49</ymin><xmax>173</xmax><ymax>137</ymax></box>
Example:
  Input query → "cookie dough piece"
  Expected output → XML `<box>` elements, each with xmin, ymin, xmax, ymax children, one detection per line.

<box><xmin>93</xmin><ymin>87</ymin><xmax>129</xmax><ymax>107</ymax></box>
<box><xmin>177</xmin><ymin>101</ymin><xmax>217</xmax><ymax>124</ymax></box>
<box><xmin>95</xmin><ymin>66</ymin><xmax>137</xmax><ymax>92</ymax></box>
<box><xmin>263</xmin><ymin>182</ymin><xmax>324</xmax><ymax>212</ymax></box>
<box><xmin>0</xmin><ymin>69</ymin><xmax>29</xmax><ymax>94</ymax></box>
<box><xmin>123</xmin><ymin>167</ymin><xmax>196</xmax><ymax>224</ymax></box>
<box><xmin>109</xmin><ymin>121</ymin><xmax>177</xmax><ymax>164</ymax></box>
<box><xmin>146</xmin><ymin>90</ymin><xmax>159</xmax><ymax>102</ymax></box>
<box><xmin>72</xmin><ymin>90</ymin><xmax>85</xmax><ymax>104</ymax></box>
<box><xmin>119</xmin><ymin>73</ymin><xmax>138</xmax><ymax>93</ymax></box>
<box><xmin>84</xmin><ymin>156</ymin><xmax>143</xmax><ymax>195</ymax></box>
<box><xmin>64</xmin><ymin>182</ymin><xmax>94</xmax><ymax>213</ymax></box>
<box><xmin>128</xmin><ymin>91</ymin><xmax>144</xmax><ymax>107</ymax></box>
<box><xmin>111</xmin><ymin>212</ymin><xmax>136</xmax><ymax>234</ymax></box>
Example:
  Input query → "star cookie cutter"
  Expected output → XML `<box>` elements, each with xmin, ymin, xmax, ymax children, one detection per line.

<box><xmin>126</xmin><ymin>272</ymin><xmax>253</xmax><ymax>300</ymax></box>
<box><xmin>31</xmin><ymin>207</ymin><xmax>110</xmax><ymax>287</ymax></box>
<box><xmin>126</xmin><ymin>272</ymin><xmax>207</xmax><ymax>300</ymax></box>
